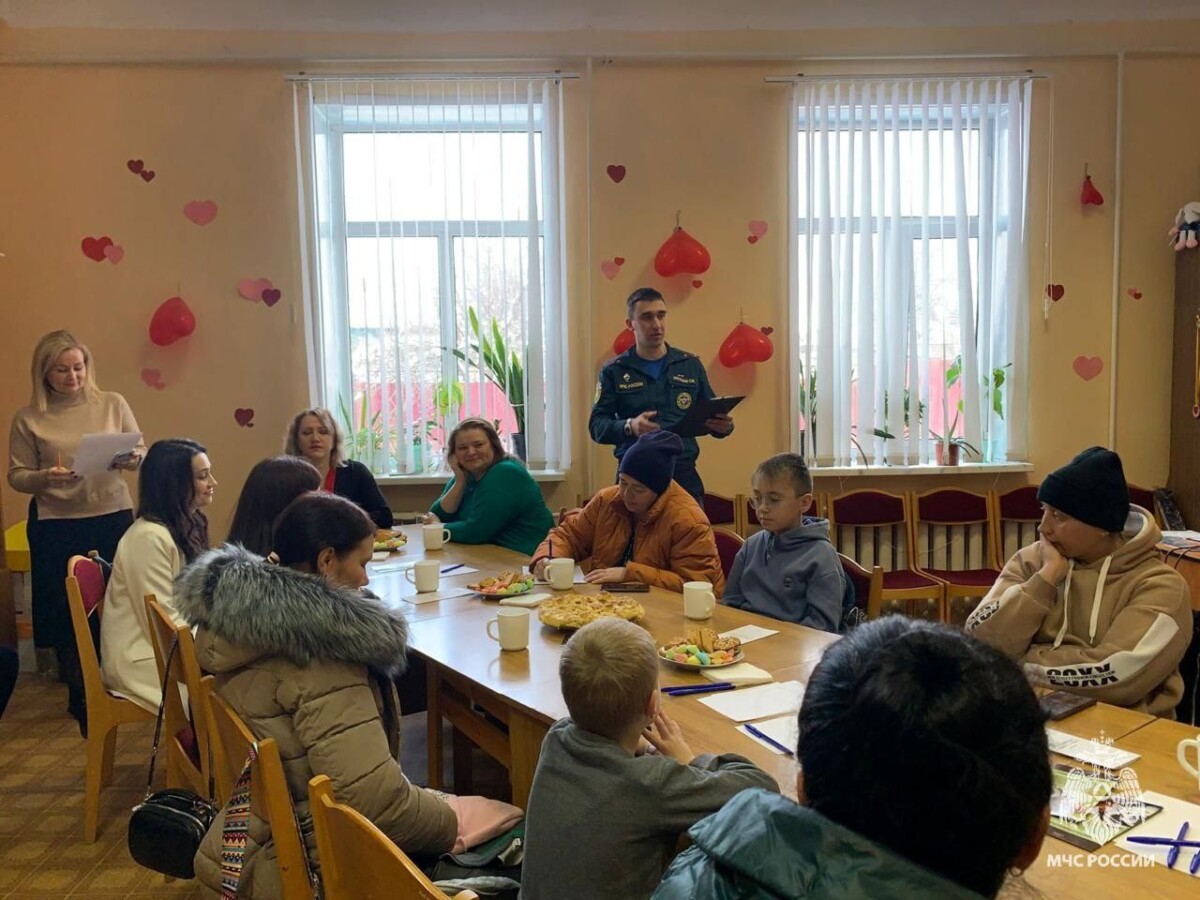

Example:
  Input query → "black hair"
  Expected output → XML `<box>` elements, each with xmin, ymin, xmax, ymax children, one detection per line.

<box><xmin>797</xmin><ymin>617</ymin><xmax>1050</xmax><ymax>898</ymax></box>
<box><xmin>625</xmin><ymin>287</ymin><xmax>664</xmax><ymax>317</ymax></box>
<box><xmin>227</xmin><ymin>456</ymin><xmax>322</xmax><ymax>556</ymax></box>
<box><xmin>272</xmin><ymin>492</ymin><xmax>374</xmax><ymax>571</ymax></box>
<box><xmin>137</xmin><ymin>438</ymin><xmax>211</xmax><ymax>563</ymax></box>
<box><xmin>753</xmin><ymin>452</ymin><xmax>813</xmax><ymax>495</ymax></box>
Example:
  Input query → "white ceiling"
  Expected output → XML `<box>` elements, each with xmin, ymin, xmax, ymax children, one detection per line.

<box><xmin>1</xmin><ymin>0</ymin><xmax>1197</xmax><ymax>33</ymax></box>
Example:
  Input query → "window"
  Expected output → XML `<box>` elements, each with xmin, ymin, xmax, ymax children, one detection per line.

<box><xmin>791</xmin><ymin>77</ymin><xmax>1032</xmax><ymax>467</ymax></box>
<box><xmin>294</xmin><ymin>77</ymin><xmax>570</xmax><ymax>475</ymax></box>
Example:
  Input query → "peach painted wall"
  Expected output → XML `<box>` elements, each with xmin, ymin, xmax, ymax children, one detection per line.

<box><xmin>2</xmin><ymin>23</ymin><xmax>1199</xmax><ymax>533</ymax></box>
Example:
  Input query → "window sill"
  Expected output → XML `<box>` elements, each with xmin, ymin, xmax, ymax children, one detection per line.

<box><xmin>810</xmin><ymin>462</ymin><xmax>1034</xmax><ymax>478</ymax></box>
<box><xmin>376</xmin><ymin>469</ymin><xmax>569</xmax><ymax>486</ymax></box>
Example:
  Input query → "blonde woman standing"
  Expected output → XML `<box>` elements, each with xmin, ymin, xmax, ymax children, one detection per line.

<box><xmin>7</xmin><ymin>331</ymin><xmax>144</xmax><ymax>735</ymax></box>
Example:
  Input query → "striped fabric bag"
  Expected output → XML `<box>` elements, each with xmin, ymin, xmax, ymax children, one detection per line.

<box><xmin>220</xmin><ymin>746</ymin><xmax>257</xmax><ymax>899</ymax></box>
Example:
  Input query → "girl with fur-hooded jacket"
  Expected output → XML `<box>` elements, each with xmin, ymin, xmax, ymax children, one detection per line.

<box><xmin>175</xmin><ymin>496</ymin><xmax>457</xmax><ymax>898</ymax></box>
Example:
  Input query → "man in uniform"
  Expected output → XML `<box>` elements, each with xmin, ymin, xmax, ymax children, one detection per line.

<box><xmin>589</xmin><ymin>287</ymin><xmax>734</xmax><ymax>505</ymax></box>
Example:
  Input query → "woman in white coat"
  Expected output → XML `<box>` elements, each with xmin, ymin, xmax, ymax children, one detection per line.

<box><xmin>100</xmin><ymin>439</ymin><xmax>216</xmax><ymax>712</ymax></box>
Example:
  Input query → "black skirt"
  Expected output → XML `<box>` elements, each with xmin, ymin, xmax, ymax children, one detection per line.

<box><xmin>27</xmin><ymin>498</ymin><xmax>133</xmax><ymax>649</ymax></box>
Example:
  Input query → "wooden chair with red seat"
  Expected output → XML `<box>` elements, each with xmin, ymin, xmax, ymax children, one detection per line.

<box><xmin>910</xmin><ymin>489</ymin><xmax>1002</xmax><ymax>626</ymax></box>
<box><xmin>308</xmin><ymin>775</ymin><xmax>479</xmax><ymax>900</ymax></box>
<box><xmin>1127</xmin><ymin>483</ymin><xmax>1163</xmax><ymax>527</ymax></box>
<box><xmin>712</xmin><ymin>527</ymin><xmax>745</xmax><ymax>582</ymax></box>
<box><xmin>65</xmin><ymin>554</ymin><xmax>155</xmax><ymax>842</ymax></box>
<box><xmin>994</xmin><ymin>484</ymin><xmax>1042</xmax><ymax>566</ymax></box>
<box><xmin>826</xmin><ymin>490</ymin><xmax>943</xmax><ymax>621</ymax></box>
<box><xmin>702</xmin><ymin>492</ymin><xmax>739</xmax><ymax>532</ymax></box>
<box><xmin>740</xmin><ymin>496</ymin><xmax>762</xmax><ymax>538</ymax></box>
<box><xmin>144</xmin><ymin>594</ymin><xmax>213</xmax><ymax>800</ymax></box>
<box><xmin>838</xmin><ymin>553</ymin><xmax>884</xmax><ymax>621</ymax></box>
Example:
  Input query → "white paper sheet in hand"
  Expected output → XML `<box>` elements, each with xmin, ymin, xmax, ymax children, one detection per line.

<box><xmin>718</xmin><ymin>625</ymin><xmax>779</xmax><ymax>645</ymax></box>
<box><xmin>699</xmin><ymin>680</ymin><xmax>805</xmax><ymax>722</ymax></box>
<box><xmin>70</xmin><ymin>432</ymin><xmax>143</xmax><ymax>477</ymax></box>
<box><xmin>1116</xmin><ymin>792</ymin><xmax>1200</xmax><ymax>875</ymax></box>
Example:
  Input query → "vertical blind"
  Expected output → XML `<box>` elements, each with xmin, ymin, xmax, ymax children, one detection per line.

<box><xmin>792</xmin><ymin>76</ymin><xmax>1032</xmax><ymax>467</ymax></box>
<box><xmin>293</xmin><ymin>76</ymin><xmax>570</xmax><ymax>475</ymax></box>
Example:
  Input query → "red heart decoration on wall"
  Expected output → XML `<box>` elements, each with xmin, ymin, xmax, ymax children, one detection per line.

<box><xmin>613</xmin><ymin>257</ymin><xmax>625</xmax><ymax>266</ymax></box>
<box><xmin>81</xmin><ymin>236</ymin><xmax>113</xmax><ymax>262</ymax></box>
<box><xmin>234</xmin><ymin>408</ymin><xmax>256</xmax><ymax>427</ymax></box>
<box><xmin>140</xmin><ymin>170</ymin><xmax>156</xmax><ymax>182</ymax></box>
<box><xmin>1080</xmin><ymin>175</ymin><xmax>1104</xmax><ymax>206</ymax></box>
<box><xmin>140</xmin><ymin>368</ymin><xmax>165</xmax><ymax>390</ymax></box>
<box><xmin>692</xmin><ymin>280</ymin><xmax>703</xmax><ymax>289</ymax></box>
<box><xmin>148</xmin><ymin>296</ymin><xmax>197</xmax><ymax>346</ymax></box>
<box><xmin>655</xmin><ymin>227</ymin><xmax>711</xmax><ymax>277</ymax></box>
<box><xmin>761</xmin><ymin>326</ymin><xmax>774</xmax><ymax>335</ymax></box>
<box><xmin>719</xmin><ymin>323</ymin><xmax>774</xmax><ymax>367</ymax></box>
<box><xmin>1072</xmin><ymin>355</ymin><xmax>1104</xmax><ymax>381</ymax></box>
<box><xmin>183</xmin><ymin>200</ymin><xmax>218</xmax><ymax>226</ymax></box>
<box><xmin>747</xmin><ymin>235</ymin><xmax>759</xmax><ymax>244</ymax></box>
<box><xmin>1046</xmin><ymin>284</ymin><xmax>1065</xmax><ymax>302</ymax></box>
<box><xmin>261</xmin><ymin>288</ymin><xmax>282</xmax><ymax>307</ymax></box>
<box><xmin>613</xmin><ymin>328</ymin><xmax>635</xmax><ymax>355</ymax></box>
<box><xmin>606</xmin><ymin>165</ymin><xmax>626</xmax><ymax>183</ymax></box>
<box><xmin>127</xmin><ymin>159</ymin><xmax>144</xmax><ymax>174</ymax></box>
<box><xmin>1126</xmin><ymin>287</ymin><xmax>1143</xmax><ymax>300</ymax></box>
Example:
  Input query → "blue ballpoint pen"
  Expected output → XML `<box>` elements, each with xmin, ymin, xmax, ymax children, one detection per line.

<box><xmin>662</xmin><ymin>683</ymin><xmax>735</xmax><ymax>697</ymax></box>
<box><xmin>441</xmin><ymin>563</ymin><xmax>464</xmax><ymax>575</ymax></box>
<box><xmin>1189</xmin><ymin>848</ymin><xmax>1200</xmax><ymax>876</ymax></box>
<box><xmin>1127</xmin><ymin>836</ymin><xmax>1200</xmax><ymax>849</ymax></box>
<box><xmin>743</xmin><ymin>723</ymin><xmax>795</xmax><ymax>757</ymax></box>
<box><xmin>1167</xmin><ymin>821</ymin><xmax>1190</xmax><ymax>870</ymax></box>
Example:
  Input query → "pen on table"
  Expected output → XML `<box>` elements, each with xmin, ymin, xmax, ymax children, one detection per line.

<box><xmin>1167</xmin><ymin>821</ymin><xmax>1190</xmax><ymax>870</ymax></box>
<box><xmin>1126</xmin><ymin>836</ymin><xmax>1200</xmax><ymax>849</ymax></box>
<box><xmin>441</xmin><ymin>564</ymin><xmax>464</xmax><ymax>575</ymax></box>
<box><xmin>661</xmin><ymin>682</ymin><xmax>734</xmax><ymax>696</ymax></box>
<box><xmin>742</xmin><ymin>723</ymin><xmax>794</xmax><ymax>757</ymax></box>
<box><xmin>1190</xmin><ymin>847</ymin><xmax>1200</xmax><ymax>876</ymax></box>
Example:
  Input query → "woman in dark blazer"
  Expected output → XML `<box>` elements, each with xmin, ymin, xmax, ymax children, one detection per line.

<box><xmin>283</xmin><ymin>408</ymin><xmax>393</xmax><ymax>528</ymax></box>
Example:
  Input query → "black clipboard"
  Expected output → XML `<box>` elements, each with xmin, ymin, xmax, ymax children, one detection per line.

<box><xmin>669</xmin><ymin>395</ymin><xmax>744</xmax><ymax>438</ymax></box>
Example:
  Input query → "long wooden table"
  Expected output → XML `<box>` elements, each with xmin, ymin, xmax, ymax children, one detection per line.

<box><xmin>371</xmin><ymin>526</ymin><xmax>1197</xmax><ymax>897</ymax></box>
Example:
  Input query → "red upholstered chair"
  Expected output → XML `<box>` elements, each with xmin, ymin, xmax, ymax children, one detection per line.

<box><xmin>838</xmin><ymin>553</ymin><xmax>884</xmax><ymax>621</ymax></box>
<box><xmin>910</xmin><ymin>489</ymin><xmax>1001</xmax><ymax>626</ymax></box>
<box><xmin>740</xmin><ymin>497</ymin><xmax>762</xmax><ymax>537</ymax></box>
<box><xmin>702</xmin><ymin>492</ymin><xmax>739</xmax><ymax>531</ymax></box>
<box><xmin>712</xmin><ymin>527</ymin><xmax>745</xmax><ymax>581</ymax></box>
<box><xmin>66</xmin><ymin>555</ymin><xmax>154</xmax><ymax>842</ymax></box>
<box><xmin>995</xmin><ymin>485</ymin><xmax>1042</xmax><ymax>565</ymax></box>
<box><xmin>826</xmin><ymin>490</ymin><xmax>943</xmax><ymax>621</ymax></box>
<box><xmin>1127</xmin><ymin>483</ymin><xmax>1163</xmax><ymax>528</ymax></box>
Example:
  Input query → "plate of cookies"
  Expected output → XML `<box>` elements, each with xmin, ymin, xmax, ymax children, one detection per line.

<box><xmin>373</xmin><ymin>529</ymin><xmax>408</xmax><ymax>552</ymax></box>
<box><xmin>537</xmin><ymin>592</ymin><xmax>646</xmax><ymax>630</ymax></box>
<box><xmin>468</xmin><ymin>571</ymin><xmax>536</xmax><ymax>598</ymax></box>
<box><xmin>659</xmin><ymin>627</ymin><xmax>744</xmax><ymax>670</ymax></box>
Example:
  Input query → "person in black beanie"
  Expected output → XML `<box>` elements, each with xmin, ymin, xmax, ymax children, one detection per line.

<box><xmin>967</xmin><ymin>447</ymin><xmax>1192</xmax><ymax>716</ymax></box>
<box><xmin>530</xmin><ymin>431</ymin><xmax>725</xmax><ymax>594</ymax></box>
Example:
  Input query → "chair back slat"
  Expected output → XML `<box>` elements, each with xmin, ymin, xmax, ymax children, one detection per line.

<box><xmin>712</xmin><ymin>527</ymin><xmax>744</xmax><ymax>581</ymax></box>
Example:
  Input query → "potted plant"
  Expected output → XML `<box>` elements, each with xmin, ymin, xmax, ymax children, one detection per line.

<box><xmin>931</xmin><ymin>409</ymin><xmax>981</xmax><ymax>466</ymax></box>
<box><xmin>452</xmin><ymin>308</ymin><xmax>527</xmax><ymax>460</ymax></box>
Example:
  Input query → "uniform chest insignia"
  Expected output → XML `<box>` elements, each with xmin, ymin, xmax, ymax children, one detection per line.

<box><xmin>622</xmin><ymin>372</ymin><xmax>630</xmax><ymax>382</ymax></box>
<box><xmin>676</xmin><ymin>391</ymin><xmax>693</xmax><ymax>409</ymax></box>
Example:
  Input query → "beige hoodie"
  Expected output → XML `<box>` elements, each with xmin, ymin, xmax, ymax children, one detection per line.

<box><xmin>965</xmin><ymin>506</ymin><xmax>1191</xmax><ymax>717</ymax></box>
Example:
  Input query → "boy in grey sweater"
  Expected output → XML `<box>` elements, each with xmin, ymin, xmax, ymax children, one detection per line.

<box><xmin>723</xmin><ymin>453</ymin><xmax>847</xmax><ymax>633</ymax></box>
<box><xmin>520</xmin><ymin>618</ymin><xmax>779</xmax><ymax>900</ymax></box>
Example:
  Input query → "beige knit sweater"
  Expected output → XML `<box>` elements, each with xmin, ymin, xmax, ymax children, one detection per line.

<box><xmin>8</xmin><ymin>390</ymin><xmax>145</xmax><ymax>520</ymax></box>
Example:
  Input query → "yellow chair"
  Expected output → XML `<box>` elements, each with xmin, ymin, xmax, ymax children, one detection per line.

<box><xmin>145</xmin><ymin>595</ymin><xmax>212</xmax><ymax>800</ymax></box>
<box><xmin>208</xmin><ymin>689</ymin><xmax>314</xmax><ymax>900</ymax></box>
<box><xmin>5</xmin><ymin>520</ymin><xmax>29</xmax><ymax>573</ymax></box>
<box><xmin>308</xmin><ymin>775</ymin><xmax>478</xmax><ymax>900</ymax></box>
<box><xmin>65</xmin><ymin>554</ymin><xmax>154</xmax><ymax>842</ymax></box>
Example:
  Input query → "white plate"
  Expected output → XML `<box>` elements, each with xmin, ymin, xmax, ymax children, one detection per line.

<box><xmin>658</xmin><ymin>649</ymin><xmax>746</xmax><ymax>671</ymax></box>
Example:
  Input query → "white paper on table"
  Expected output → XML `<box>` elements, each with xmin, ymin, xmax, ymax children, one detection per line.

<box><xmin>398</xmin><ymin>586</ymin><xmax>475</xmax><ymax>606</ymax></box>
<box><xmin>1046</xmin><ymin>728</ymin><xmax>1141</xmax><ymax>769</ymax></box>
<box><xmin>371</xmin><ymin>561</ymin><xmax>479</xmax><ymax>577</ymax></box>
<box><xmin>699</xmin><ymin>680</ymin><xmax>805</xmax><ymax>723</ymax></box>
<box><xmin>1116</xmin><ymin>792</ymin><xmax>1200</xmax><ymax>876</ymax></box>
<box><xmin>69</xmin><ymin>432</ymin><xmax>143</xmax><ymax>477</ymax></box>
<box><xmin>702</xmin><ymin>662</ymin><xmax>773</xmax><ymax>687</ymax></box>
<box><xmin>738</xmin><ymin>714</ymin><xmax>799</xmax><ymax>756</ymax></box>
<box><xmin>719</xmin><ymin>625</ymin><xmax>779</xmax><ymax>645</ymax></box>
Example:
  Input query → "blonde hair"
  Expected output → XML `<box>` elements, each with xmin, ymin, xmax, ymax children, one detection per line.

<box><xmin>284</xmin><ymin>408</ymin><xmax>346</xmax><ymax>468</ymax></box>
<box><xmin>559</xmin><ymin>618</ymin><xmax>658</xmax><ymax>740</ymax></box>
<box><xmin>30</xmin><ymin>330</ymin><xmax>99</xmax><ymax>411</ymax></box>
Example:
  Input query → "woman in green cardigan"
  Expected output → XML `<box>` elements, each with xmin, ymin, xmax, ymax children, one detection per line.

<box><xmin>424</xmin><ymin>418</ymin><xmax>554</xmax><ymax>556</ymax></box>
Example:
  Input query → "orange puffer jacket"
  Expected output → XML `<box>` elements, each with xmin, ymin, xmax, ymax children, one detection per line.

<box><xmin>532</xmin><ymin>482</ymin><xmax>725</xmax><ymax>596</ymax></box>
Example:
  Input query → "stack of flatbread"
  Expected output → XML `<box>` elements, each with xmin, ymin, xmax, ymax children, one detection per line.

<box><xmin>537</xmin><ymin>592</ymin><xmax>646</xmax><ymax>630</ymax></box>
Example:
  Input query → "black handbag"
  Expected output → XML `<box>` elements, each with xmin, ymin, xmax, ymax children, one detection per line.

<box><xmin>127</xmin><ymin>636</ymin><xmax>219</xmax><ymax>879</ymax></box>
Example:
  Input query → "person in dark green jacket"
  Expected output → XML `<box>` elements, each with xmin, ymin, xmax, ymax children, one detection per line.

<box><xmin>425</xmin><ymin>417</ymin><xmax>553</xmax><ymax>556</ymax></box>
<box><xmin>654</xmin><ymin>617</ymin><xmax>1052</xmax><ymax>900</ymax></box>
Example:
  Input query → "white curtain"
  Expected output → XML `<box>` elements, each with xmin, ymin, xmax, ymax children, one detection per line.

<box><xmin>292</xmin><ymin>76</ymin><xmax>570</xmax><ymax>474</ymax></box>
<box><xmin>792</xmin><ymin>76</ymin><xmax>1032</xmax><ymax>467</ymax></box>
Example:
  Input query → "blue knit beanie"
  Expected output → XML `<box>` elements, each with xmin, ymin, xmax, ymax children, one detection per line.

<box><xmin>619</xmin><ymin>431</ymin><xmax>683</xmax><ymax>495</ymax></box>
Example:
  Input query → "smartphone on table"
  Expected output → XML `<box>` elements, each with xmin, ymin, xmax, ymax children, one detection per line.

<box><xmin>1039</xmin><ymin>690</ymin><xmax>1098</xmax><ymax>721</ymax></box>
<box><xmin>600</xmin><ymin>582</ymin><xmax>650</xmax><ymax>592</ymax></box>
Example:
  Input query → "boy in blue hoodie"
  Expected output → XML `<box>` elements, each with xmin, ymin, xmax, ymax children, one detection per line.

<box><xmin>722</xmin><ymin>453</ymin><xmax>846</xmax><ymax>633</ymax></box>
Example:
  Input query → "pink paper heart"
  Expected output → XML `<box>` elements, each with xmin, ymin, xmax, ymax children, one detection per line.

<box><xmin>261</xmin><ymin>288</ymin><xmax>282</xmax><ymax>307</ymax></box>
<box><xmin>749</xmin><ymin>220</ymin><xmax>768</xmax><ymax>237</ymax></box>
<box><xmin>1072</xmin><ymin>355</ymin><xmax>1104</xmax><ymax>381</ymax></box>
<box><xmin>237</xmin><ymin>277</ymin><xmax>273</xmax><ymax>302</ymax></box>
<box><xmin>184</xmin><ymin>200</ymin><xmax>218</xmax><ymax>226</ymax></box>
<box><xmin>234</xmin><ymin>408</ymin><xmax>255</xmax><ymax>427</ymax></box>
<box><xmin>103</xmin><ymin>244</ymin><xmax>124</xmax><ymax>264</ymax></box>
<box><xmin>747</xmin><ymin>235</ymin><xmax>759</xmax><ymax>245</ymax></box>
<box><xmin>1127</xmin><ymin>287</ymin><xmax>1143</xmax><ymax>300</ymax></box>
<box><xmin>600</xmin><ymin>260</ymin><xmax>620</xmax><ymax>280</ymax></box>
<box><xmin>692</xmin><ymin>280</ymin><xmax>703</xmax><ymax>289</ymax></box>
<box><xmin>140</xmin><ymin>368</ymin><xmax>165</xmax><ymax>390</ymax></box>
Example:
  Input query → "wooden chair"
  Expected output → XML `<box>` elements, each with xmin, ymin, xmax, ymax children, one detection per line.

<box><xmin>838</xmin><ymin>553</ymin><xmax>884</xmax><ymax>620</ymax></box>
<box><xmin>1127</xmin><ymin>483</ymin><xmax>1164</xmax><ymax>528</ymax></box>
<box><xmin>65</xmin><ymin>554</ymin><xmax>155</xmax><ymax>842</ymax></box>
<box><xmin>994</xmin><ymin>485</ymin><xmax>1042</xmax><ymax>565</ymax></box>
<box><xmin>144</xmin><ymin>595</ymin><xmax>212</xmax><ymax>800</ymax></box>
<box><xmin>712</xmin><ymin>527</ymin><xmax>745</xmax><ymax>581</ymax></box>
<box><xmin>308</xmin><ymin>775</ymin><xmax>478</xmax><ymax>900</ymax></box>
<box><xmin>910</xmin><ymin>489</ymin><xmax>1001</xmax><ymax>626</ymax></box>
<box><xmin>826</xmin><ymin>490</ymin><xmax>943</xmax><ymax>620</ymax></box>
<box><xmin>740</xmin><ymin>495</ymin><xmax>762</xmax><ymax>538</ymax></box>
<box><xmin>702</xmin><ymin>492</ymin><xmax>739</xmax><ymax>532</ymax></box>
<box><xmin>208</xmin><ymin>690</ymin><xmax>313</xmax><ymax>900</ymax></box>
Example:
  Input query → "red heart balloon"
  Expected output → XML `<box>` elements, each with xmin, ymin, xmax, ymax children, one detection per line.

<box><xmin>149</xmin><ymin>296</ymin><xmax>197</xmax><ymax>346</ymax></box>
<box><xmin>654</xmin><ymin>227</ymin><xmax>711</xmax><ymax>277</ymax></box>
<box><xmin>719</xmin><ymin>323</ymin><xmax>774</xmax><ymax>367</ymax></box>
<box><xmin>1080</xmin><ymin>175</ymin><xmax>1104</xmax><ymax>206</ymax></box>
<box><xmin>612</xmin><ymin>328</ymin><xmax>635</xmax><ymax>355</ymax></box>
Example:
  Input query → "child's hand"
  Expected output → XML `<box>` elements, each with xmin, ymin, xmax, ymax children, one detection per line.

<box><xmin>644</xmin><ymin>710</ymin><xmax>694</xmax><ymax>765</ymax></box>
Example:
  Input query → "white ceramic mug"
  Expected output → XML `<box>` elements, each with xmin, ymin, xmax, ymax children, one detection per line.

<box><xmin>487</xmin><ymin>607</ymin><xmax>530</xmax><ymax>651</ymax></box>
<box><xmin>545</xmin><ymin>558</ymin><xmax>575</xmax><ymax>591</ymax></box>
<box><xmin>683</xmin><ymin>581</ymin><xmax>717</xmax><ymax>620</ymax></box>
<box><xmin>404</xmin><ymin>560</ymin><xmax>440</xmax><ymax>593</ymax></box>
<box><xmin>1178</xmin><ymin>735</ymin><xmax>1200</xmax><ymax>788</ymax></box>
<box><xmin>422</xmin><ymin>524</ymin><xmax>451</xmax><ymax>550</ymax></box>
